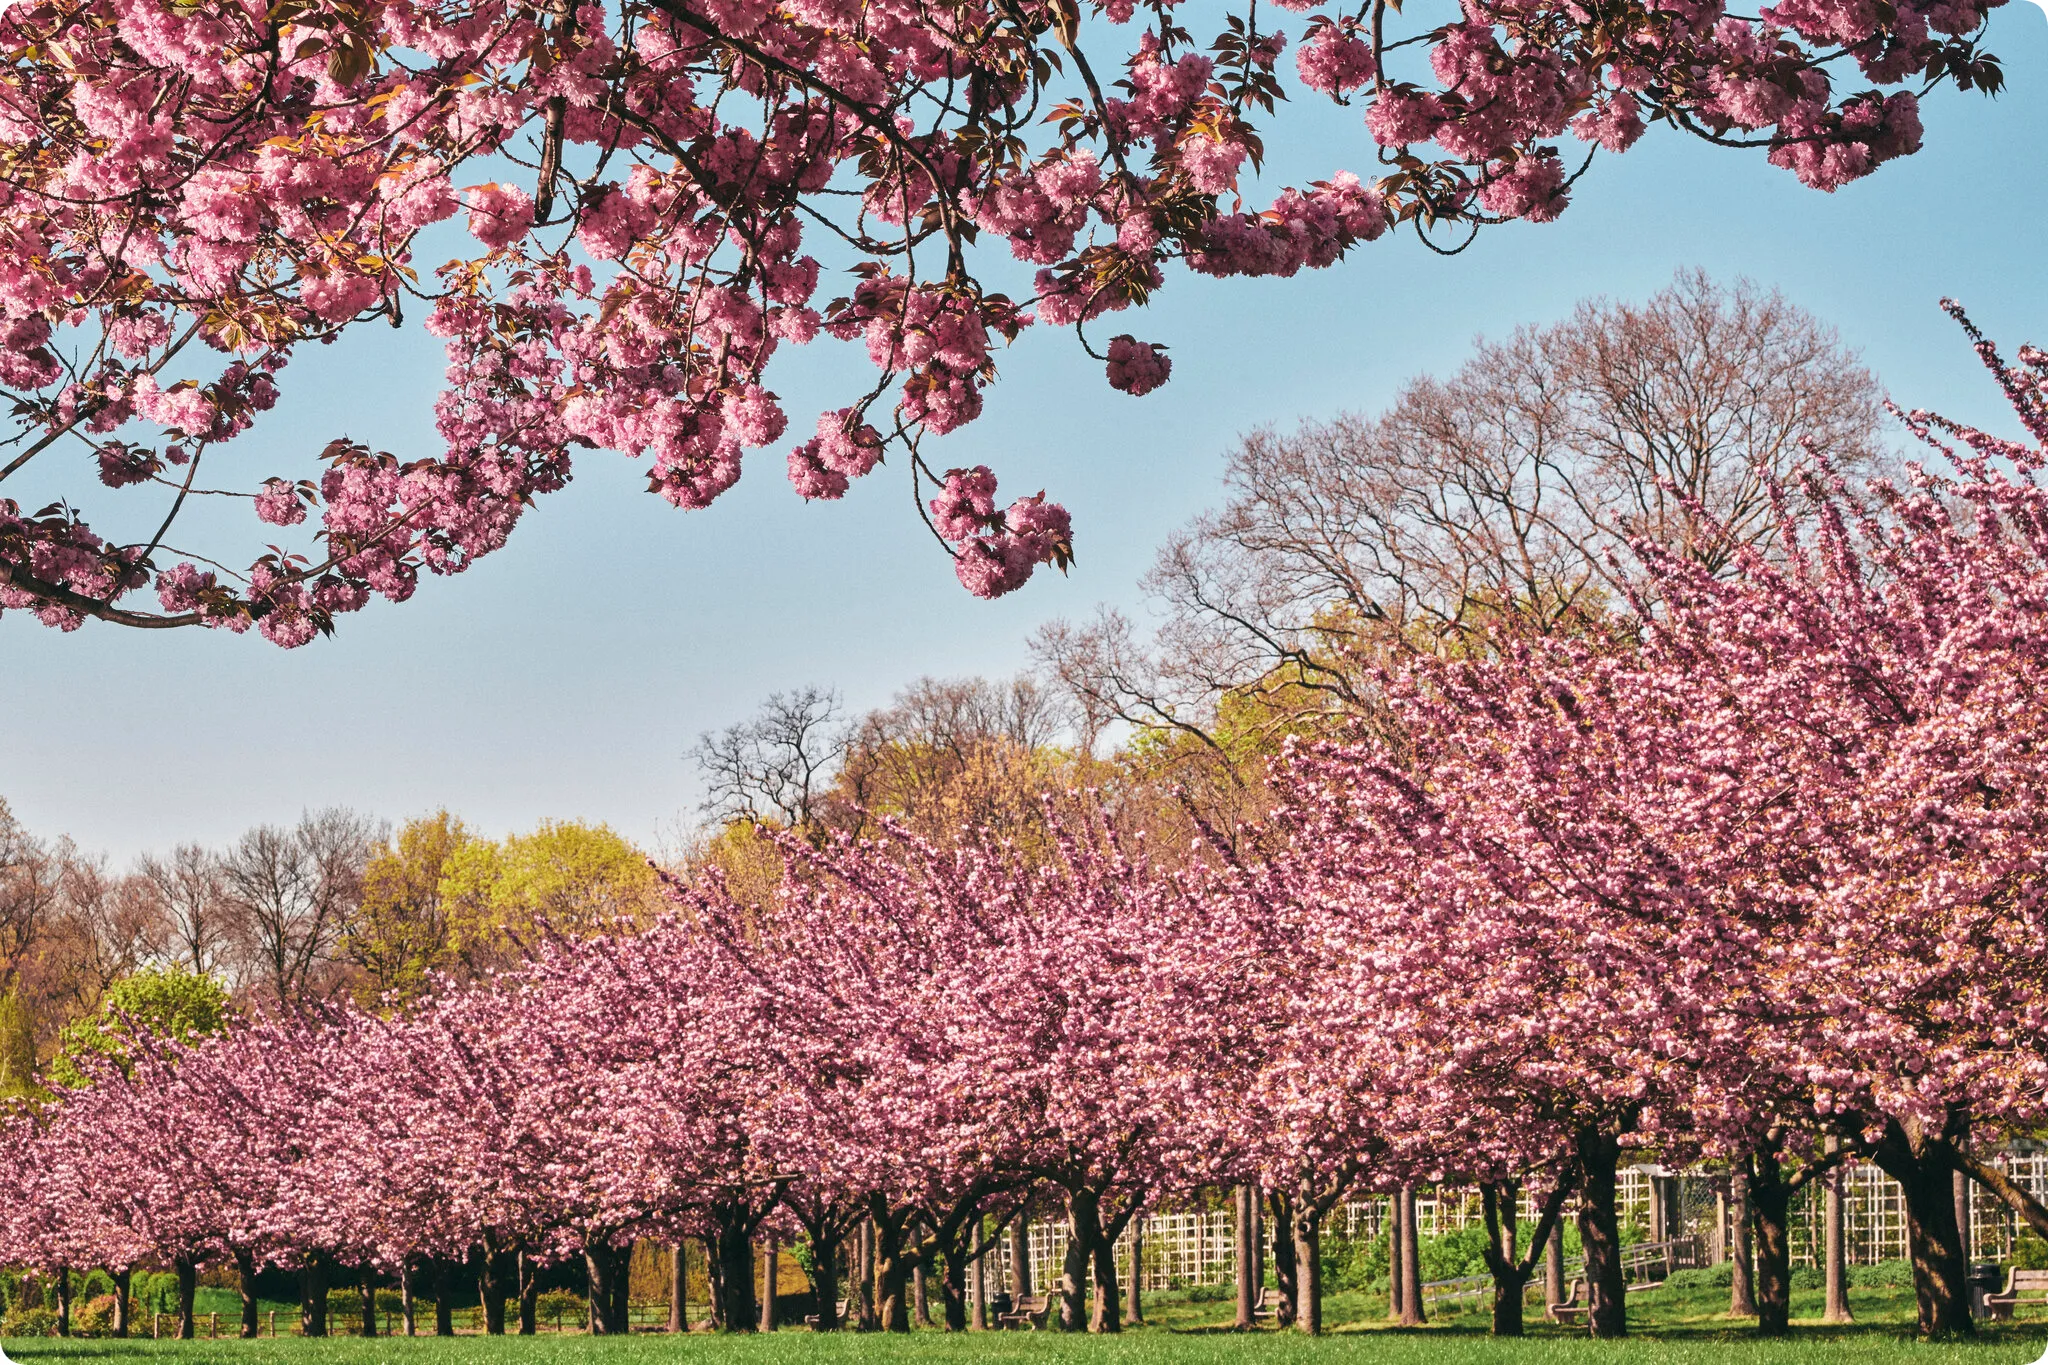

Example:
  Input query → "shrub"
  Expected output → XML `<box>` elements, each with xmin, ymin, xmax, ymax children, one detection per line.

<box><xmin>1664</xmin><ymin>1265</ymin><xmax>1733</xmax><ymax>1290</ymax></box>
<box><xmin>1184</xmin><ymin>1284</ymin><xmax>1229</xmax><ymax>1303</ymax></box>
<box><xmin>2016</xmin><ymin>1236</ymin><xmax>2048</xmax><ymax>1271</ymax></box>
<box><xmin>71</xmin><ymin>1294</ymin><xmax>119</xmax><ymax>1338</ymax></box>
<box><xmin>135</xmin><ymin>1271</ymin><xmax>180</xmax><ymax>1316</ymax></box>
<box><xmin>1850</xmin><ymin>1260</ymin><xmax>1915</xmax><ymax>1288</ymax></box>
<box><xmin>536</xmin><ymin>1290</ymin><xmax>587</xmax><ymax>1322</ymax></box>
<box><xmin>0</xmin><ymin>1306</ymin><xmax>57</xmax><ymax>1339</ymax></box>
<box><xmin>1790</xmin><ymin>1265</ymin><xmax>1825</xmax><ymax>1291</ymax></box>
<box><xmin>76</xmin><ymin>1270</ymin><xmax>115</xmax><ymax>1302</ymax></box>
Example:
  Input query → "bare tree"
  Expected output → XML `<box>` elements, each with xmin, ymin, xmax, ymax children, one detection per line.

<box><xmin>55</xmin><ymin>856</ymin><xmax>162</xmax><ymax>1004</ymax></box>
<box><xmin>1036</xmin><ymin>271</ymin><xmax>1886</xmax><ymax>744</ymax></box>
<box><xmin>140</xmin><ymin>844</ymin><xmax>235</xmax><ymax>980</ymax></box>
<box><xmin>220</xmin><ymin>809</ymin><xmax>376</xmax><ymax>1008</ymax></box>
<box><xmin>0</xmin><ymin>800</ymin><xmax>62</xmax><ymax>996</ymax></box>
<box><xmin>694</xmin><ymin>686</ymin><xmax>846</xmax><ymax>832</ymax></box>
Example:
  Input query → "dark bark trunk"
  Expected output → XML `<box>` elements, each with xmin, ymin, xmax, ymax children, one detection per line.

<box><xmin>1267</xmin><ymin>1189</ymin><xmax>1299</xmax><ymax>1330</ymax></box>
<box><xmin>1293</xmin><ymin>1209</ymin><xmax>1323</xmax><ymax>1335</ymax></box>
<box><xmin>670</xmin><ymin>1243</ymin><xmax>688</xmax><ymax>1332</ymax></box>
<box><xmin>359</xmin><ymin>1267</ymin><xmax>378</xmax><ymax>1337</ymax></box>
<box><xmin>434</xmin><ymin>1259</ymin><xmax>455</xmax><ymax>1337</ymax></box>
<box><xmin>1088</xmin><ymin>1222</ymin><xmax>1123</xmax><ymax>1333</ymax></box>
<box><xmin>1235</xmin><ymin>1183</ymin><xmax>1256</xmax><ymax>1329</ymax></box>
<box><xmin>1129</xmin><ymin>1219</ymin><xmax>1144</xmax><ymax>1326</ymax></box>
<box><xmin>1399</xmin><ymin>1184</ymin><xmax>1426</xmax><ymax>1327</ymax></box>
<box><xmin>1871</xmin><ymin>1123</ymin><xmax>1973</xmax><ymax>1339</ymax></box>
<box><xmin>1387</xmin><ymin>1194</ymin><xmax>1403</xmax><ymax>1321</ymax></box>
<box><xmin>301</xmin><ymin>1258</ymin><xmax>330</xmax><ymax>1338</ymax></box>
<box><xmin>232</xmin><ymin>1253</ymin><xmax>257</xmax><ymax>1339</ymax></box>
<box><xmin>969</xmin><ymin>1221</ymin><xmax>988</xmax><ymax>1331</ymax></box>
<box><xmin>612</xmin><ymin>1248</ymin><xmax>630</xmax><ymax>1332</ymax></box>
<box><xmin>400</xmin><ymin>1260</ymin><xmax>417</xmax><ymax>1337</ymax></box>
<box><xmin>175</xmin><ymin>1258</ymin><xmax>197</xmax><ymax>1341</ymax></box>
<box><xmin>1729</xmin><ymin>1167</ymin><xmax>1757</xmax><ymax>1316</ymax></box>
<box><xmin>1544</xmin><ymin>1225</ymin><xmax>1564</xmax><ymax>1311</ymax></box>
<box><xmin>114</xmin><ymin>1266</ymin><xmax>132</xmax><ymax>1339</ymax></box>
<box><xmin>1748</xmin><ymin>1150</ymin><xmax>1793</xmax><ymax>1337</ymax></box>
<box><xmin>586</xmin><ymin>1243</ymin><xmax>629</xmax><ymax>1334</ymax></box>
<box><xmin>1575</xmin><ymin>1129</ymin><xmax>1626</xmax><ymax>1339</ymax></box>
<box><xmin>799</xmin><ymin>1230</ymin><xmax>839</xmax><ymax>1331</ymax></box>
<box><xmin>710</xmin><ymin>1219</ymin><xmax>761</xmax><ymax>1332</ymax></box>
<box><xmin>54</xmin><ymin>1265</ymin><xmax>70</xmax><ymax>1338</ymax></box>
<box><xmin>1479</xmin><ymin>1178</ymin><xmax>1571</xmax><ymax>1338</ymax></box>
<box><xmin>1009</xmin><ymin>1216</ymin><xmax>1031</xmax><ymax>1298</ymax></box>
<box><xmin>1825</xmin><ymin>1148</ymin><xmax>1852</xmax><ymax>1324</ymax></box>
<box><xmin>477</xmin><ymin>1241</ymin><xmax>512</xmax><ymax>1335</ymax></box>
<box><xmin>517</xmin><ymin>1251</ymin><xmax>540</xmax><ymax>1335</ymax></box>
<box><xmin>1062</xmin><ymin>1192</ymin><xmax>1094</xmax><ymax>1332</ymax></box>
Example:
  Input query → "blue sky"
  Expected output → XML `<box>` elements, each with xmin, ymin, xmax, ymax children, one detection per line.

<box><xmin>7</xmin><ymin>13</ymin><xmax>2048</xmax><ymax>863</ymax></box>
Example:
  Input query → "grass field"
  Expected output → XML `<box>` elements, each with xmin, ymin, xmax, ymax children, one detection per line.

<box><xmin>11</xmin><ymin>1282</ymin><xmax>2048</xmax><ymax>1365</ymax></box>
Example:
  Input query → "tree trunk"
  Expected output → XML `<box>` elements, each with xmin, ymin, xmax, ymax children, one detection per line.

<box><xmin>1129</xmin><ymin>1218</ymin><xmax>1145</xmax><ymax>1326</ymax></box>
<box><xmin>670</xmin><ymin>1243</ymin><xmax>689</xmax><ymax>1332</ymax></box>
<box><xmin>1399</xmin><ymin>1184</ymin><xmax>1426</xmax><ymax>1327</ymax></box>
<box><xmin>1479</xmin><ymin>1178</ymin><xmax>1570</xmax><ymax>1339</ymax></box>
<box><xmin>301</xmin><ymin>1258</ymin><xmax>330</xmax><ymax>1338</ymax></box>
<box><xmin>802</xmin><ymin>1233</ymin><xmax>839</xmax><ymax>1332</ymax></box>
<box><xmin>1010</xmin><ymin>1216</ymin><xmax>1031</xmax><ymax>1299</ymax></box>
<box><xmin>1267</xmin><ymin>1189</ymin><xmax>1298</xmax><ymax>1330</ymax></box>
<box><xmin>1824</xmin><ymin>1155</ymin><xmax>1852</xmax><ymax>1324</ymax></box>
<box><xmin>761</xmin><ymin>1238</ymin><xmax>780</xmax><ymax>1331</ymax></box>
<box><xmin>1293</xmin><ymin>1208</ymin><xmax>1324</xmax><ymax>1335</ymax></box>
<box><xmin>1087</xmin><ymin>1217</ymin><xmax>1123</xmax><ymax>1334</ymax></box>
<box><xmin>1060</xmin><ymin>1200</ymin><xmax>1092</xmax><ymax>1332</ymax></box>
<box><xmin>1544</xmin><ymin>1225</ymin><xmax>1564</xmax><ymax>1311</ymax></box>
<box><xmin>114</xmin><ymin>1266</ymin><xmax>132</xmax><ymax>1339</ymax></box>
<box><xmin>1871</xmin><ymin>1125</ymin><xmax>1973</xmax><ymax>1339</ymax></box>
<box><xmin>175</xmin><ymin>1258</ymin><xmax>197</xmax><ymax>1341</ymax></box>
<box><xmin>236</xmin><ymin>1253</ymin><xmax>265</xmax><ymax>1340</ymax></box>
<box><xmin>1235</xmin><ymin>1183</ymin><xmax>1257</xmax><ymax>1329</ymax></box>
<box><xmin>434</xmin><ymin>1259</ymin><xmax>455</xmax><ymax>1337</ymax></box>
<box><xmin>400</xmin><ymin>1261</ymin><xmax>417</xmax><ymax>1337</ymax></box>
<box><xmin>969</xmin><ymin>1221</ymin><xmax>988</xmax><ymax>1331</ymax></box>
<box><xmin>517</xmin><ymin>1251</ymin><xmax>541</xmax><ymax>1335</ymax></box>
<box><xmin>911</xmin><ymin>1256</ymin><xmax>927</xmax><ymax>1328</ymax></box>
<box><xmin>856</xmin><ymin>1221</ymin><xmax>878</xmax><ymax>1330</ymax></box>
<box><xmin>477</xmin><ymin>1242</ymin><xmax>511</xmax><ymax>1335</ymax></box>
<box><xmin>1388</xmin><ymin>1194</ymin><xmax>1404</xmax><ymax>1321</ymax></box>
<box><xmin>709</xmin><ymin>1223</ymin><xmax>760</xmax><ymax>1334</ymax></box>
<box><xmin>54</xmin><ymin>1265</ymin><xmax>70</xmax><ymax>1339</ymax></box>
<box><xmin>1575</xmin><ymin>1130</ymin><xmax>1626</xmax><ymax>1338</ymax></box>
<box><xmin>359</xmin><ymin>1267</ymin><xmax>378</xmax><ymax>1337</ymax></box>
<box><xmin>1748</xmin><ymin>1150</ymin><xmax>1794</xmax><ymax>1337</ymax></box>
<box><xmin>1729</xmin><ymin>1167</ymin><xmax>1757</xmax><ymax>1316</ymax></box>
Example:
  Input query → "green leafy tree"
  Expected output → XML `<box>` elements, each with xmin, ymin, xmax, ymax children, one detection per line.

<box><xmin>49</xmin><ymin>968</ymin><xmax>230</xmax><ymax>1088</ymax></box>
<box><xmin>339</xmin><ymin>811</ymin><xmax>472</xmax><ymax>1009</ymax></box>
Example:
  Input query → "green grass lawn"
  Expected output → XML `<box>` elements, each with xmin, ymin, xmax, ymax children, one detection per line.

<box><xmin>13</xmin><ymin>1283</ymin><xmax>2048</xmax><ymax>1365</ymax></box>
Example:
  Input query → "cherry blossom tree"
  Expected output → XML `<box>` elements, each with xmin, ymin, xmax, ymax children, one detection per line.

<box><xmin>0</xmin><ymin>0</ymin><xmax>2006</xmax><ymax>640</ymax></box>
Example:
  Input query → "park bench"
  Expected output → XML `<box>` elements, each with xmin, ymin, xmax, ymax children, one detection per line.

<box><xmin>801</xmin><ymin>1298</ymin><xmax>851</xmax><ymax>1329</ymax></box>
<box><xmin>1251</xmin><ymin>1286</ymin><xmax>1282</xmax><ymax>1324</ymax></box>
<box><xmin>1985</xmin><ymin>1269</ymin><xmax>2048</xmax><ymax>1320</ymax></box>
<box><xmin>1546</xmin><ymin>1279</ymin><xmax>1588</xmax><ymax>1327</ymax></box>
<box><xmin>996</xmin><ymin>1294</ymin><xmax>1054</xmax><ymax>1330</ymax></box>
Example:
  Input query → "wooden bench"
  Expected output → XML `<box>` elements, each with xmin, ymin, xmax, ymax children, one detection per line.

<box><xmin>995</xmin><ymin>1294</ymin><xmax>1054</xmax><ymax>1331</ymax></box>
<box><xmin>1985</xmin><ymin>1268</ymin><xmax>2048</xmax><ymax>1320</ymax></box>
<box><xmin>801</xmin><ymin>1298</ymin><xmax>851</xmax><ymax>1329</ymax></box>
<box><xmin>1250</xmin><ymin>1286</ymin><xmax>1282</xmax><ymax>1324</ymax></box>
<box><xmin>1546</xmin><ymin>1279</ymin><xmax>1587</xmax><ymax>1327</ymax></box>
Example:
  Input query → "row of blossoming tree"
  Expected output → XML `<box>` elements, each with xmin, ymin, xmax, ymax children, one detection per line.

<box><xmin>11</xmin><ymin>318</ymin><xmax>2048</xmax><ymax>1345</ymax></box>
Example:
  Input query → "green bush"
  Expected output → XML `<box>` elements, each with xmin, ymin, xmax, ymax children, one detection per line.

<box><xmin>71</xmin><ymin>1294</ymin><xmax>121</xmax><ymax>1338</ymax></box>
<box><xmin>134</xmin><ymin>1271</ymin><xmax>181</xmax><ymax>1316</ymax></box>
<box><xmin>1664</xmin><ymin>1265</ymin><xmax>1734</xmax><ymax>1290</ymax></box>
<box><xmin>1184</xmin><ymin>1284</ymin><xmax>1229</xmax><ymax>1303</ymax></box>
<box><xmin>1849</xmin><ymin>1260</ymin><xmax>1915</xmax><ymax>1288</ymax></box>
<box><xmin>0</xmin><ymin>1305</ymin><xmax>57</xmax><ymax>1339</ymax></box>
<box><xmin>76</xmin><ymin>1270</ymin><xmax>116</xmax><ymax>1302</ymax></box>
<box><xmin>1790</xmin><ymin>1265</ymin><xmax>1825</xmax><ymax>1291</ymax></box>
<box><xmin>536</xmin><ymin>1290</ymin><xmax>587</xmax><ymax>1321</ymax></box>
